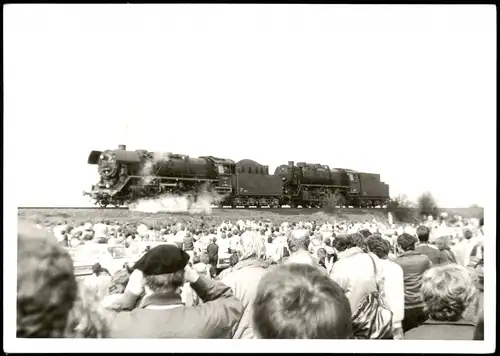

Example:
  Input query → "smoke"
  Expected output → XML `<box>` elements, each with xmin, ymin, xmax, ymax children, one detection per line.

<box><xmin>129</xmin><ymin>190</ymin><xmax>227</xmax><ymax>214</ymax></box>
<box><xmin>140</xmin><ymin>152</ymin><xmax>170</xmax><ymax>186</ymax></box>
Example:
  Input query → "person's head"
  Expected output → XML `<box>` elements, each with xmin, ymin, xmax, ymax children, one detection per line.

<box><xmin>17</xmin><ymin>227</ymin><xmax>77</xmax><ymax>337</ymax></box>
<box><xmin>253</xmin><ymin>264</ymin><xmax>352</xmax><ymax>339</ymax></box>
<box><xmin>332</xmin><ymin>235</ymin><xmax>353</xmax><ymax>252</ymax></box>
<box><xmin>64</xmin><ymin>284</ymin><xmax>110</xmax><ymax>338</ymax></box>
<box><xmin>397</xmin><ymin>233</ymin><xmax>417</xmax><ymax>252</ymax></box>
<box><xmin>323</xmin><ymin>238</ymin><xmax>331</xmax><ymax>247</ymax></box>
<box><xmin>434</xmin><ymin>235</ymin><xmax>452</xmax><ymax>251</ymax></box>
<box><xmin>211</xmin><ymin>236</ymin><xmax>217</xmax><ymax>243</ymax></box>
<box><xmin>421</xmin><ymin>264</ymin><xmax>478</xmax><ymax>322</ymax></box>
<box><xmin>229</xmin><ymin>252</ymin><xmax>239</xmax><ymax>267</ymax></box>
<box><xmin>463</xmin><ymin>228</ymin><xmax>474</xmax><ymax>240</ymax></box>
<box><xmin>240</xmin><ymin>231</ymin><xmax>266</xmax><ymax>260</ymax></box>
<box><xmin>132</xmin><ymin>244</ymin><xmax>190</xmax><ymax>295</ymax></box>
<box><xmin>91</xmin><ymin>262</ymin><xmax>103</xmax><ymax>276</ymax></box>
<box><xmin>287</xmin><ymin>229</ymin><xmax>310</xmax><ymax>254</ymax></box>
<box><xmin>308</xmin><ymin>237</ymin><xmax>323</xmax><ymax>255</ymax></box>
<box><xmin>358</xmin><ymin>229</ymin><xmax>371</xmax><ymax>239</ymax></box>
<box><xmin>366</xmin><ymin>235</ymin><xmax>390</xmax><ymax>259</ymax></box>
<box><xmin>267</xmin><ymin>236</ymin><xmax>273</xmax><ymax>244</ymax></box>
<box><xmin>416</xmin><ymin>225</ymin><xmax>431</xmax><ymax>243</ymax></box>
<box><xmin>351</xmin><ymin>232</ymin><xmax>367</xmax><ymax>252</ymax></box>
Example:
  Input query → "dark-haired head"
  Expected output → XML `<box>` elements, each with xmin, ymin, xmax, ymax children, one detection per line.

<box><xmin>397</xmin><ymin>233</ymin><xmax>417</xmax><ymax>252</ymax></box>
<box><xmin>366</xmin><ymin>235</ymin><xmax>390</xmax><ymax>259</ymax></box>
<box><xmin>416</xmin><ymin>225</ymin><xmax>430</xmax><ymax>243</ymax></box>
<box><xmin>332</xmin><ymin>235</ymin><xmax>355</xmax><ymax>252</ymax></box>
<box><xmin>358</xmin><ymin>229</ymin><xmax>371</xmax><ymax>239</ymax></box>
<box><xmin>351</xmin><ymin>232</ymin><xmax>367</xmax><ymax>252</ymax></box>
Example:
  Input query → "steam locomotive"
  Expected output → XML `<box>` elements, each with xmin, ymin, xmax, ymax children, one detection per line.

<box><xmin>85</xmin><ymin>145</ymin><xmax>390</xmax><ymax>208</ymax></box>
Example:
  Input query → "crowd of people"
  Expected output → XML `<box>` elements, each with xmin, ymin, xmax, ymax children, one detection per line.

<box><xmin>17</xmin><ymin>212</ymin><xmax>486</xmax><ymax>340</ymax></box>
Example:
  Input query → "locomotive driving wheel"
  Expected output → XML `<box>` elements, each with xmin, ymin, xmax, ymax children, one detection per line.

<box><xmin>336</xmin><ymin>195</ymin><xmax>346</xmax><ymax>208</ymax></box>
<box><xmin>98</xmin><ymin>201</ymin><xmax>109</xmax><ymax>208</ymax></box>
<box><xmin>186</xmin><ymin>190</ymin><xmax>197</xmax><ymax>205</ymax></box>
<box><xmin>112</xmin><ymin>201</ymin><xmax>123</xmax><ymax>208</ymax></box>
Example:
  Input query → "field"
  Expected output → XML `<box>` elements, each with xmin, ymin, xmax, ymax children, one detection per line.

<box><xmin>17</xmin><ymin>206</ymin><xmax>484</xmax><ymax>229</ymax></box>
<box><xmin>18</xmin><ymin>207</ymin><xmax>392</xmax><ymax>228</ymax></box>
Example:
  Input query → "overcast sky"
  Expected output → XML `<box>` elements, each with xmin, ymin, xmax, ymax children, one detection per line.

<box><xmin>4</xmin><ymin>4</ymin><xmax>496</xmax><ymax>207</ymax></box>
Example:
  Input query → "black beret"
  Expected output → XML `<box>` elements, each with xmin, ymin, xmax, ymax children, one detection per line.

<box><xmin>132</xmin><ymin>244</ymin><xmax>190</xmax><ymax>276</ymax></box>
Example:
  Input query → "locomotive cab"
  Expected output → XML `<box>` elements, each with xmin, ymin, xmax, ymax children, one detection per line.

<box><xmin>345</xmin><ymin>170</ymin><xmax>361</xmax><ymax>195</ymax></box>
<box><xmin>201</xmin><ymin>156</ymin><xmax>235</xmax><ymax>195</ymax></box>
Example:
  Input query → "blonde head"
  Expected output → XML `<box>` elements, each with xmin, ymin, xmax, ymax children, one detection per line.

<box><xmin>239</xmin><ymin>231</ymin><xmax>266</xmax><ymax>261</ymax></box>
<box><xmin>421</xmin><ymin>264</ymin><xmax>478</xmax><ymax>322</ymax></box>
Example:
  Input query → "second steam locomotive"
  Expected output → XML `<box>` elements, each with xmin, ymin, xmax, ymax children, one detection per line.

<box><xmin>85</xmin><ymin>145</ymin><xmax>390</xmax><ymax>208</ymax></box>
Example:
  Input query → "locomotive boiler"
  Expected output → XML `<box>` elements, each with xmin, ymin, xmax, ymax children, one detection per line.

<box><xmin>85</xmin><ymin>145</ymin><xmax>234</xmax><ymax>207</ymax></box>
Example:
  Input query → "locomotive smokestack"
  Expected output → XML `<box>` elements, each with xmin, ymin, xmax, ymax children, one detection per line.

<box><xmin>118</xmin><ymin>144</ymin><xmax>126</xmax><ymax>150</ymax></box>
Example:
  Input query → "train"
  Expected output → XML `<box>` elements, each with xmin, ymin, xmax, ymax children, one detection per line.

<box><xmin>84</xmin><ymin>145</ymin><xmax>390</xmax><ymax>208</ymax></box>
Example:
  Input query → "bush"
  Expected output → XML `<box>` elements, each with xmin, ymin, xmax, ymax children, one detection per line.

<box><xmin>417</xmin><ymin>191</ymin><xmax>438</xmax><ymax>219</ymax></box>
<box><xmin>387</xmin><ymin>194</ymin><xmax>416</xmax><ymax>223</ymax></box>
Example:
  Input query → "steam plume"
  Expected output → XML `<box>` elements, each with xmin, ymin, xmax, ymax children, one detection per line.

<box><xmin>140</xmin><ymin>152</ymin><xmax>170</xmax><ymax>186</ymax></box>
<box><xmin>129</xmin><ymin>189</ymin><xmax>228</xmax><ymax>214</ymax></box>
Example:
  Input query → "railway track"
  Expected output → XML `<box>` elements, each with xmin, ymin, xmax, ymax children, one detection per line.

<box><xmin>18</xmin><ymin>206</ymin><xmax>388</xmax><ymax>212</ymax></box>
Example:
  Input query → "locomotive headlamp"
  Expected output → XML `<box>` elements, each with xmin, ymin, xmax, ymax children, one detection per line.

<box><xmin>106</xmin><ymin>184</ymin><xmax>110</xmax><ymax>188</ymax></box>
<box><xmin>100</xmin><ymin>155</ymin><xmax>104</xmax><ymax>159</ymax></box>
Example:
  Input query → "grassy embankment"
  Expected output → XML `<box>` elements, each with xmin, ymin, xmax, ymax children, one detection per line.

<box><xmin>18</xmin><ymin>206</ymin><xmax>483</xmax><ymax>229</ymax></box>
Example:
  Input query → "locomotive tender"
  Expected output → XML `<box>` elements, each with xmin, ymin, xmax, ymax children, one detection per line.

<box><xmin>85</xmin><ymin>145</ymin><xmax>390</xmax><ymax>208</ymax></box>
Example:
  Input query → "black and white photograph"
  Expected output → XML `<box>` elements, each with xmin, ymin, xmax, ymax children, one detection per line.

<box><xmin>3</xmin><ymin>3</ymin><xmax>496</xmax><ymax>353</ymax></box>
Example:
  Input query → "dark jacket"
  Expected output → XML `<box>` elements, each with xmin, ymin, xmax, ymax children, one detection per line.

<box><xmin>473</xmin><ymin>312</ymin><xmax>484</xmax><ymax>340</ymax></box>
<box><xmin>108</xmin><ymin>276</ymin><xmax>243</xmax><ymax>338</ymax></box>
<box><xmin>404</xmin><ymin>318</ymin><xmax>476</xmax><ymax>340</ymax></box>
<box><xmin>207</xmin><ymin>243</ymin><xmax>219</xmax><ymax>264</ymax></box>
<box><xmin>415</xmin><ymin>244</ymin><xmax>450</xmax><ymax>265</ymax></box>
<box><xmin>394</xmin><ymin>251</ymin><xmax>431</xmax><ymax>309</ymax></box>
